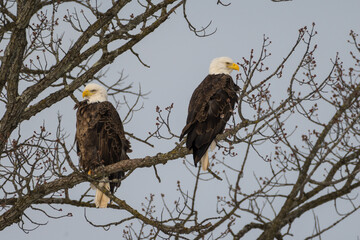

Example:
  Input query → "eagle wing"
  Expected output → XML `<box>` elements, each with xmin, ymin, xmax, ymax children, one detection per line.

<box><xmin>75</xmin><ymin>101</ymin><xmax>131</xmax><ymax>193</ymax></box>
<box><xmin>180</xmin><ymin>74</ymin><xmax>239</xmax><ymax>166</ymax></box>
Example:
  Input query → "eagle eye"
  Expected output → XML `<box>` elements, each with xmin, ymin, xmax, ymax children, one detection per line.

<box><xmin>90</xmin><ymin>89</ymin><xmax>96</xmax><ymax>92</ymax></box>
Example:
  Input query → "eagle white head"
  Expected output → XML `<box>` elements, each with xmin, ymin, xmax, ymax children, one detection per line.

<box><xmin>82</xmin><ymin>83</ymin><xmax>108</xmax><ymax>103</ymax></box>
<box><xmin>209</xmin><ymin>57</ymin><xmax>240</xmax><ymax>75</ymax></box>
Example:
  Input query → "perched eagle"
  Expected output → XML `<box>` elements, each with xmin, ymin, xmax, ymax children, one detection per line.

<box><xmin>180</xmin><ymin>57</ymin><xmax>240</xmax><ymax>171</ymax></box>
<box><xmin>75</xmin><ymin>83</ymin><xmax>131</xmax><ymax>208</ymax></box>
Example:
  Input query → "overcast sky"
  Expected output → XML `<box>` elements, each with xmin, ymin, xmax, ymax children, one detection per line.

<box><xmin>2</xmin><ymin>0</ymin><xmax>360</xmax><ymax>239</ymax></box>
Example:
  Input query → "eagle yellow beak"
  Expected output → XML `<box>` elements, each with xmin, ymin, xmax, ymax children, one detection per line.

<box><xmin>229</xmin><ymin>62</ymin><xmax>240</xmax><ymax>71</ymax></box>
<box><xmin>82</xmin><ymin>89</ymin><xmax>90</xmax><ymax>98</ymax></box>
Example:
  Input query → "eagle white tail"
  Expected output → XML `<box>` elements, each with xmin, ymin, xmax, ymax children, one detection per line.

<box><xmin>201</xmin><ymin>151</ymin><xmax>209</xmax><ymax>171</ymax></box>
<box><xmin>95</xmin><ymin>179</ymin><xmax>110</xmax><ymax>208</ymax></box>
<box><xmin>201</xmin><ymin>141</ymin><xmax>216</xmax><ymax>171</ymax></box>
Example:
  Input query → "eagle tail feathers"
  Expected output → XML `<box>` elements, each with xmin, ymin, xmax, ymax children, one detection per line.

<box><xmin>200</xmin><ymin>151</ymin><xmax>209</xmax><ymax>171</ymax></box>
<box><xmin>200</xmin><ymin>141</ymin><xmax>216</xmax><ymax>171</ymax></box>
<box><xmin>210</xmin><ymin>140</ymin><xmax>216</xmax><ymax>151</ymax></box>
<box><xmin>95</xmin><ymin>179</ymin><xmax>110</xmax><ymax>208</ymax></box>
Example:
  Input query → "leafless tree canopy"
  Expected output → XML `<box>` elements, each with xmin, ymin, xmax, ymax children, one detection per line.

<box><xmin>1</xmin><ymin>0</ymin><xmax>360</xmax><ymax>239</ymax></box>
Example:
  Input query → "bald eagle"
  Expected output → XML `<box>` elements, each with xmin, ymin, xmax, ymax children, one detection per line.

<box><xmin>180</xmin><ymin>57</ymin><xmax>240</xmax><ymax>171</ymax></box>
<box><xmin>75</xmin><ymin>83</ymin><xmax>131</xmax><ymax>208</ymax></box>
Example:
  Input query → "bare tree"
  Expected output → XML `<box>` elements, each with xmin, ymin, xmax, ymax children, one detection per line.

<box><xmin>0</xmin><ymin>0</ymin><xmax>189</xmax><ymax>232</ymax></box>
<box><xmin>1</xmin><ymin>0</ymin><xmax>360</xmax><ymax>239</ymax></box>
<box><xmin>123</xmin><ymin>26</ymin><xmax>360</xmax><ymax>239</ymax></box>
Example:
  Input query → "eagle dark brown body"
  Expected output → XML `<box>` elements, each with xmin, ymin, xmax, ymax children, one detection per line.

<box><xmin>75</xmin><ymin>100</ymin><xmax>131</xmax><ymax>193</ymax></box>
<box><xmin>180</xmin><ymin>74</ymin><xmax>239</xmax><ymax>167</ymax></box>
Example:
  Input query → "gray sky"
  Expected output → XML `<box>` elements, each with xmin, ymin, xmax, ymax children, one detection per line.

<box><xmin>2</xmin><ymin>0</ymin><xmax>360</xmax><ymax>239</ymax></box>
